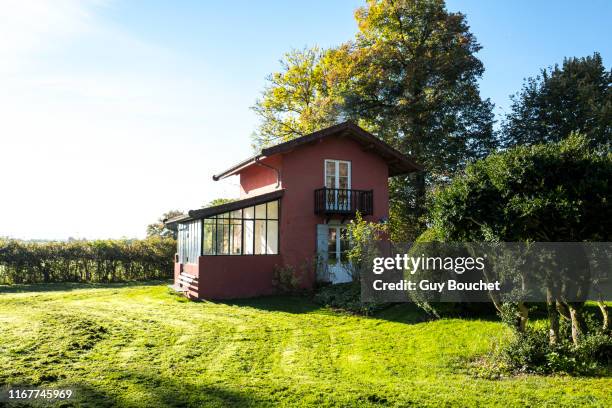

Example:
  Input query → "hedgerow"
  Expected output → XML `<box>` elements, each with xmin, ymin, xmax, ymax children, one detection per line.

<box><xmin>0</xmin><ymin>237</ymin><xmax>175</xmax><ymax>284</ymax></box>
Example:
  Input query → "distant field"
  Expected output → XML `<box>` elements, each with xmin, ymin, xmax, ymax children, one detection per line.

<box><xmin>0</xmin><ymin>283</ymin><xmax>610</xmax><ymax>407</ymax></box>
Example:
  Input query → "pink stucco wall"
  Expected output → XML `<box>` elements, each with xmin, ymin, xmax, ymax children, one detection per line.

<box><xmin>196</xmin><ymin>255</ymin><xmax>282</xmax><ymax>299</ymax></box>
<box><xmin>277</xmin><ymin>136</ymin><xmax>389</xmax><ymax>288</ymax></box>
<box><xmin>239</xmin><ymin>155</ymin><xmax>283</xmax><ymax>198</ymax></box>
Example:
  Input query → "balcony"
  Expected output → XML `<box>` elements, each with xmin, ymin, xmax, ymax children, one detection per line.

<box><xmin>314</xmin><ymin>187</ymin><xmax>373</xmax><ymax>217</ymax></box>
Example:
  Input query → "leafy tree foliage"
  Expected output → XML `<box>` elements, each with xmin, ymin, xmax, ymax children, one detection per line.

<box><xmin>502</xmin><ymin>53</ymin><xmax>611</xmax><ymax>150</ymax></box>
<box><xmin>430</xmin><ymin>134</ymin><xmax>611</xmax><ymax>344</ymax></box>
<box><xmin>252</xmin><ymin>0</ymin><xmax>497</xmax><ymax>240</ymax></box>
<box><xmin>147</xmin><ymin>210</ymin><xmax>184</xmax><ymax>239</ymax></box>
<box><xmin>204</xmin><ymin>198</ymin><xmax>238</xmax><ymax>207</ymax></box>
<box><xmin>340</xmin><ymin>0</ymin><xmax>496</xmax><ymax>174</ymax></box>
<box><xmin>251</xmin><ymin>47</ymin><xmax>342</xmax><ymax>148</ymax></box>
<box><xmin>431</xmin><ymin>134</ymin><xmax>610</xmax><ymax>243</ymax></box>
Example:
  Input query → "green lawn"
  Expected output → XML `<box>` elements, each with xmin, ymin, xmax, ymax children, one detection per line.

<box><xmin>0</xmin><ymin>282</ymin><xmax>610</xmax><ymax>407</ymax></box>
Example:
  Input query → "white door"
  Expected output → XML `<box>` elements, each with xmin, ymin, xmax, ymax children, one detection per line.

<box><xmin>320</xmin><ymin>225</ymin><xmax>352</xmax><ymax>283</ymax></box>
<box><xmin>324</xmin><ymin>160</ymin><xmax>351</xmax><ymax>211</ymax></box>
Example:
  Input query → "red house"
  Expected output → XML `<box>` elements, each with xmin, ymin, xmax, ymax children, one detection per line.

<box><xmin>166</xmin><ymin>122</ymin><xmax>421</xmax><ymax>299</ymax></box>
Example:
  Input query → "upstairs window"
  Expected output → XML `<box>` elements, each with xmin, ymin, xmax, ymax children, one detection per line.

<box><xmin>325</xmin><ymin>160</ymin><xmax>351</xmax><ymax>190</ymax></box>
<box><xmin>202</xmin><ymin>199</ymin><xmax>279</xmax><ymax>255</ymax></box>
<box><xmin>324</xmin><ymin>160</ymin><xmax>352</xmax><ymax>211</ymax></box>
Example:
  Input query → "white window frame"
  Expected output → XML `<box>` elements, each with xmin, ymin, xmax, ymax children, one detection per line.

<box><xmin>324</xmin><ymin>159</ymin><xmax>351</xmax><ymax>189</ymax></box>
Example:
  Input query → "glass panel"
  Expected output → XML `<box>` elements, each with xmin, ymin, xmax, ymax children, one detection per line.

<box><xmin>218</xmin><ymin>211</ymin><xmax>229</xmax><ymax>219</ymax></box>
<box><xmin>243</xmin><ymin>220</ymin><xmax>254</xmax><ymax>255</ymax></box>
<box><xmin>255</xmin><ymin>204</ymin><xmax>266</xmax><ymax>219</ymax></box>
<box><xmin>327</xmin><ymin>228</ymin><xmax>337</xmax><ymax>264</ymax></box>
<box><xmin>230</xmin><ymin>209</ymin><xmax>242</xmax><ymax>219</ymax></box>
<box><xmin>339</xmin><ymin>162</ymin><xmax>349</xmax><ymax>177</ymax></box>
<box><xmin>325</xmin><ymin>161</ymin><xmax>336</xmax><ymax>188</ymax></box>
<box><xmin>215</xmin><ymin>222</ymin><xmax>223</xmax><ymax>254</ymax></box>
<box><xmin>203</xmin><ymin>220</ymin><xmax>216</xmax><ymax>255</ymax></box>
<box><xmin>231</xmin><ymin>222</ymin><xmax>242</xmax><ymax>255</ymax></box>
<box><xmin>267</xmin><ymin>200</ymin><xmax>278</xmax><ymax>220</ymax></box>
<box><xmin>254</xmin><ymin>220</ymin><xmax>266</xmax><ymax>254</ymax></box>
<box><xmin>340</xmin><ymin>228</ymin><xmax>350</xmax><ymax>263</ymax></box>
<box><xmin>338</xmin><ymin>177</ymin><xmax>349</xmax><ymax>189</ymax></box>
<box><xmin>244</xmin><ymin>206</ymin><xmax>254</xmax><ymax>219</ymax></box>
<box><xmin>222</xmin><ymin>223</ymin><xmax>230</xmax><ymax>255</ymax></box>
<box><xmin>216</xmin><ymin>219</ymin><xmax>230</xmax><ymax>255</ymax></box>
<box><xmin>266</xmin><ymin>220</ymin><xmax>278</xmax><ymax>254</ymax></box>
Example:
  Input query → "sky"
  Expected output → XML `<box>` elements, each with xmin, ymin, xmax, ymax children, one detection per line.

<box><xmin>1</xmin><ymin>0</ymin><xmax>610</xmax><ymax>240</ymax></box>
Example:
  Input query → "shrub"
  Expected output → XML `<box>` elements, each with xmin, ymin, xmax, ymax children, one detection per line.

<box><xmin>272</xmin><ymin>259</ymin><xmax>315</xmax><ymax>293</ymax></box>
<box><xmin>500</xmin><ymin>315</ymin><xmax>612</xmax><ymax>375</ymax></box>
<box><xmin>314</xmin><ymin>282</ymin><xmax>385</xmax><ymax>315</ymax></box>
<box><xmin>0</xmin><ymin>237</ymin><xmax>175</xmax><ymax>284</ymax></box>
<box><xmin>346</xmin><ymin>212</ymin><xmax>388</xmax><ymax>282</ymax></box>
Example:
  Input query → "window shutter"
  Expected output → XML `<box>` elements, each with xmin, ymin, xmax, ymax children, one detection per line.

<box><xmin>316</xmin><ymin>224</ymin><xmax>328</xmax><ymax>282</ymax></box>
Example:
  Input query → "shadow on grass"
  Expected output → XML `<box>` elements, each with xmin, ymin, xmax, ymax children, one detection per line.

<box><xmin>1</xmin><ymin>383</ymin><xmax>119</xmax><ymax>408</ymax></box>
<box><xmin>217</xmin><ymin>294</ymin><xmax>323</xmax><ymax>315</ymax></box>
<box><xmin>71</xmin><ymin>370</ymin><xmax>268</xmax><ymax>408</ymax></box>
<box><xmin>0</xmin><ymin>280</ymin><xmax>172</xmax><ymax>295</ymax></box>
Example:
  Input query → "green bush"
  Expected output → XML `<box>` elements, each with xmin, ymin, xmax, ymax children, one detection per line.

<box><xmin>314</xmin><ymin>282</ymin><xmax>385</xmax><ymax>315</ymax></box>
<box><xmin>501</xmin><ymin>317</ymin><xmax>612</xmax><ymax>375</ymax></box>
<box><xmin>0</xmin><ymin>237</ymin><xmax>175</xmax><ymax>284</ymax></box>
<box><xmin>431</xmin><ymin>133</ymin><xmax>611</xmax><ymax>243</ymax></box>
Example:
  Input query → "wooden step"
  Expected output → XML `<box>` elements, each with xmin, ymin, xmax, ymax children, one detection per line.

<box><xmin>178</xmin><ymin>278</ymin><xmax>198</xmax><ymax>289</ymax></box>
<box><xmin>179</xmin><ymin>273</ymin><xmax>198</xmax><ymax>283</ymax></box>
<box><xmin>177</xmin><ymin>274</ymin><xmax>199</xmax><ymax>292</ymax></box>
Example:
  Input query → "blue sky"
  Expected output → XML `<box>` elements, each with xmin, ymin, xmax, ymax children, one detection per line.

<box><xmin>1</xmin><ymin>0</ymin><xmax>610</xmax><ymax>240</ymax></box>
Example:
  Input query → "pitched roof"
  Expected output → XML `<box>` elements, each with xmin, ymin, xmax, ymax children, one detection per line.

<box><xmin>212</xmin><ymin>121</ymin><xmax>423</xmax><ymax>180</ymax></box>
<box><xmin>164</xmin><ymin>190</ymin><xmax>284</xmax><ymax>226</ymax></box>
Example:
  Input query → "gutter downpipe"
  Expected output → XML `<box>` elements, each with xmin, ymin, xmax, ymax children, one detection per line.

<box><xmin>255</xmin><ymin>156</ymin><xmax>281</xmax><ymax>188</ymax></box>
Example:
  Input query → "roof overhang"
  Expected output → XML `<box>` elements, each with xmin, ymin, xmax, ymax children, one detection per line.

<box><xmin>212</xmin><ymin>154</ymin><xmax>264</xmax><ymax>181</ymax></box>
<box><xmin>164</xmin><ymin>190</ymin><xmax>285</xmax><ymax>226</ymax></box>
<box><xmin>212</xmin><ymin>121</ymin><xmax>423</xmax><ymax>181</ymax></box>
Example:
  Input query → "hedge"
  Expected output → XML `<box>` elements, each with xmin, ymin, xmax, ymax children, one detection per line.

<box><xmin>0</xmin><ymin>237</ymin><xmax>176</xmax><ymax>284</ymax></box>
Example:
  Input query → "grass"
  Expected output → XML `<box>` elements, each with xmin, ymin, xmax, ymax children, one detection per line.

<box><xmin>0</xmin><ymin>282</ymin><xmax>610</xmax><ymax>407</ymax></box>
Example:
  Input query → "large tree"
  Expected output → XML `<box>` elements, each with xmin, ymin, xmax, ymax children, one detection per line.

<box><xmin>252</xmin><ymin>0</ymin><xmax>496</xmax><ymax>240</ymax></box>
<box><xmin>339</xmin><ymin>0</ymin><xmax>496</xmax><ymax>240</ymax></box>
<box><xmin>501</xmin><ymin>53</ymin><xmax>611</xmax><ymax>150</ymax></box>
<box><xmin>251</xmin><ymin>47</ymin><xmax>342</xmax><ymax>148</ymax></box>
<box><xmin>339</xmin><ymin>0</ymin><xmax>496</xmax><ymax>173</ymax></box>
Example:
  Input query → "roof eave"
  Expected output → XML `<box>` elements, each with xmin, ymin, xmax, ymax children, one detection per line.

<box><xmin>212</xmin><ymin>121</ymin><xmax>424</xmax><ymax>181</ymax></box>
<box><xmin>212</xmin><ymin>154</ymin><xmax>263</xmax><ymax>181</ymax></box>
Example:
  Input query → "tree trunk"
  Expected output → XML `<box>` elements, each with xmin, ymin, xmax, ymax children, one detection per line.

<box><xmin>598</xmin><ymin>300</ymin><xmax>609</xmax><ymax>332</ymax></box>
<box><xmin>517</xmin><ymin>302</ymin><xmax>529</xmax><ymax>333</ymax></box>
<box><xmin>547</xmin><ymin>288</ymin><xmax>559</xmax><ymax>345</ymax></box>
<box><xmin>556</xmin><ymin>300</ymin><xmax>571</xmax><ymax>320</ymax></box>
<box><xmin>567</xmin><ymin>302</ymin><xmax>587</xmax><ymax>345</ymax></box>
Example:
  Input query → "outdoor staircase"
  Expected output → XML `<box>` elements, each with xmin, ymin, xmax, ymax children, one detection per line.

<box><xmin>175</xmin><ymin>272</ymin><xmax>199</xmax><ymax>299</ymax></box>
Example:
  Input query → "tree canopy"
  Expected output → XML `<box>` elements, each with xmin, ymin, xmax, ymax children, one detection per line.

<box><xmin>252</xmin><ymin>0</ymin><xmax>497</xmax><ymax>240</ymax></box>
<box><xmin>431</xmin><ymin>134</ymin><xmax>611</xmax><ymax>242</ymax></box>
<box><xmin>251</xmin><ymin>47</ymin><xmax>341</xmax><ymax>148</ymax></box>
<box><xmin>501</xmin><ymin>52</ymin><xmax>611</xmax><ymax>150</ymax></box>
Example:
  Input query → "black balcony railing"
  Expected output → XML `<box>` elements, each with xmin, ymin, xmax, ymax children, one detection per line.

<box><xmin>314</xmin><ymin>187</ymin><xmax>373</xmax><ymax>216</ymax></box>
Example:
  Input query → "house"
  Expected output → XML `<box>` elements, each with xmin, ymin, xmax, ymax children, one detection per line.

<box><xmin>165</xmin><ymin>121</ymin><xmax>422</xmax><ymax>299</ymax></box>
